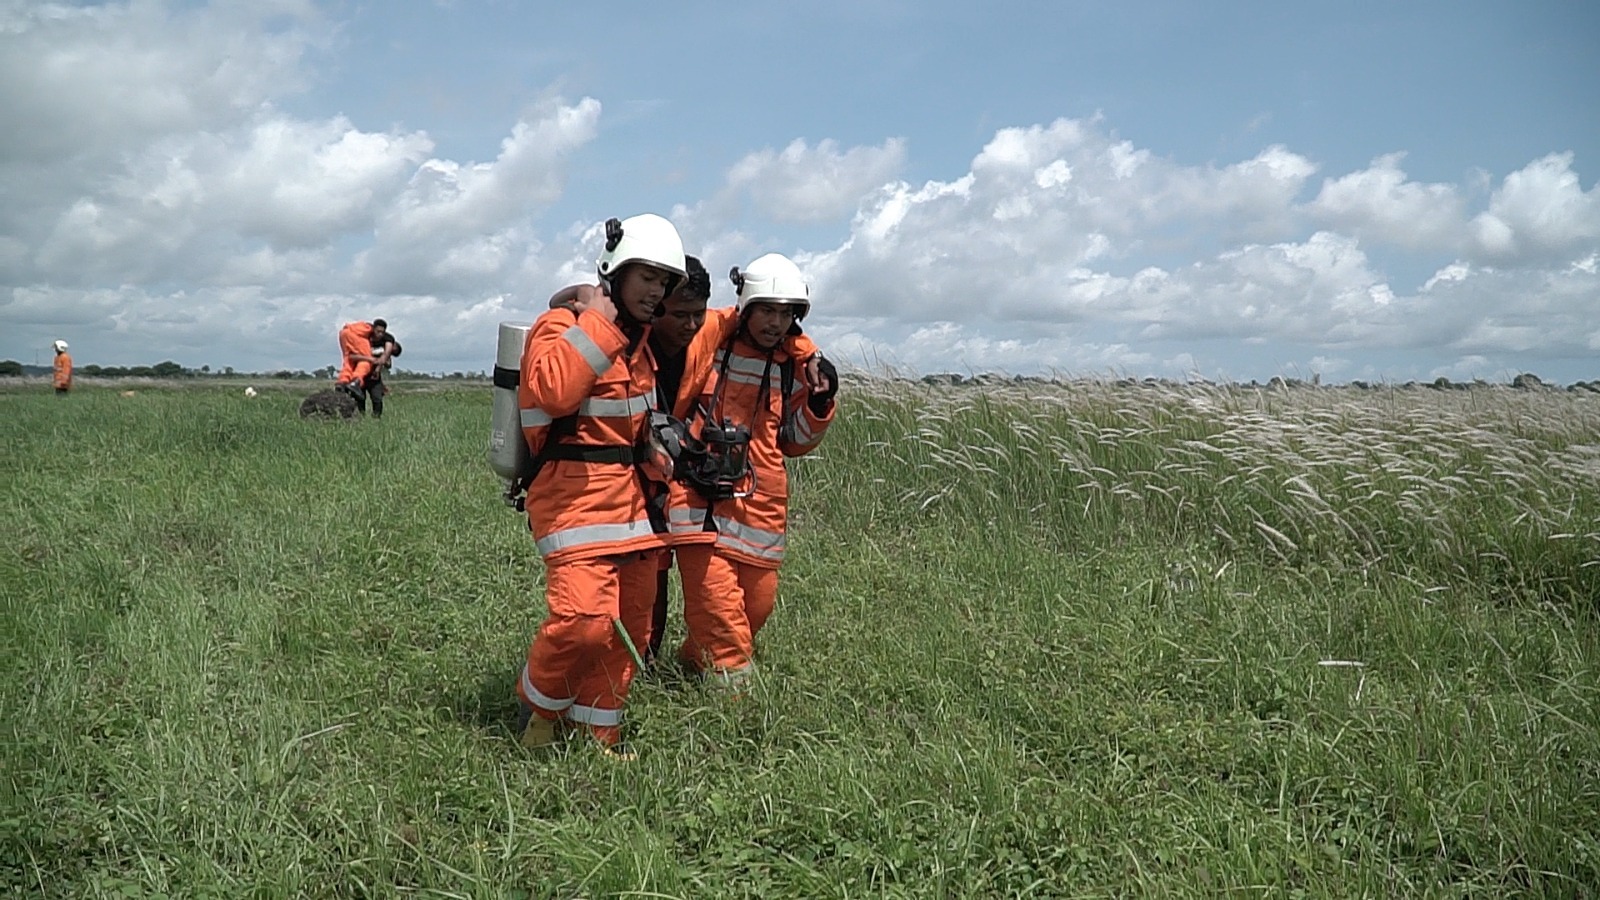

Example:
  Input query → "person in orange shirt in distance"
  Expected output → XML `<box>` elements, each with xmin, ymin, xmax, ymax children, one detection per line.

<box><xmin>52</xmin><ymin>340</ymin><xmax>73</xmax><ymax>394</ymax></box>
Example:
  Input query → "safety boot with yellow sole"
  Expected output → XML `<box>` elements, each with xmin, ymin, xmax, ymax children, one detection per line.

<box><xmin>518</xmin><ymin>713</ymin><xmax>560</xmax><ymax>750</ymax></box>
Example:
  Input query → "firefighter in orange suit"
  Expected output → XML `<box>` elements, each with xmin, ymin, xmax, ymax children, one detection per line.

<box><xmin>552</xmin><ymin>260</ymin><xmax>821</xmax><ymax>669</ymax></box>
<box><xmin>549</xmin><ymin>259</ymin><xmax>716</xmax><ymax>666</ymax></box>
<box><xmin>674</xmin><ymin>253</ymin><xmax>838</xmax><ymax>687</ymax></box>
<box><xmin>335</xmin><ymin>321</ymin><xmax>381</xmax><ymax>396</ymax></box>
<box><xmin>52</xmin><ymin>340</ymin><xmax>73</xmax><ymax>394</ymax></box>
<box><xmin>515</xmin><ymin>213</ymin><xmax>686</xmax><ymax>754</ymax></box>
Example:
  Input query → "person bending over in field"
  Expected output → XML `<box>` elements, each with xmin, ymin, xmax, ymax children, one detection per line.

<box><xmin>515</xmin><ymin>213</ymin><xmax>686</xmax><ymax>759</ymax></box>
<box><xmin>334</xmin><ymin>320</ymin><xmax>385</xmax><ymax>406</ymax></box>
<box><xmin>357</xmin><ymin>319</ymin><xmax>403</xmax><ymax>418</ymax></box>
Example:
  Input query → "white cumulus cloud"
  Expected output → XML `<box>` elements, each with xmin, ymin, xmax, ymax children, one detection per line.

<box><xmin>1306</xmin><ymin>153</ymin><xmax>1466</xmax><ymax>251</ymax></box>
<box><xmin>1468</xmin><ymin>152</ymin><xmax>1600</xmax><ymax>264</ymax></box>
<box><xmin>718</xmin><ymin>137</ymin><xmax>908</xmax><ymax>224</ymax></box>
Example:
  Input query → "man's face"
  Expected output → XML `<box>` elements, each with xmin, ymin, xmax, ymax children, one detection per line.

<box><xmin>654</xmin><ymin>292</ymin><xmax>707</xmax><ymax>355</ymax></box>
<box><xmin>615</xmin><ymin>264</ymin><xmax>675</xmax><ymax>321</ymax></box>
<box><xmin>743</xmin><ymin>302</ymin><xmax>796</xmax><ymax>350</ymax></box>
<box><xmin>372</xmin><ymin>323</ymin><xmax>387</xmax><ymax>341</ymax></box>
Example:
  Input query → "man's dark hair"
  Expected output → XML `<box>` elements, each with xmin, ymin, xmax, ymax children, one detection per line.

<box><xmin>373</xmin><ymin>318</ymin><xmax>388</xmax><ymax>329</ymax></box>
<box><xmin>678</xmin><ymin>256</ymin><xmax>710</xmax><ymax>302</ymax></box>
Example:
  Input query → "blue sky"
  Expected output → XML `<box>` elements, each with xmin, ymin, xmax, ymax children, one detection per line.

<box><xmin>2</xmin><ymin>0</ymin><xmax>1597</xmax><ymax>383</ymax></box>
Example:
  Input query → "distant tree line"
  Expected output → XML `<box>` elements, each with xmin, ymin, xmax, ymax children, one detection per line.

<box><xmin>913</xmin><ymin>372</ymin><xmax>1600</xmax><ymax>392</ymax></box>
<box><xmin>0</xmin><ymin>359</ymin><xmax>490</xmax><ymax>380</ymax></box>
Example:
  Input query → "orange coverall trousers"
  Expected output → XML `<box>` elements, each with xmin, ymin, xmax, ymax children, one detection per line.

<box><xmin>517</xmin><ymin>551</ymin><xmax>658</xmax><ymax>745</ymax></box>
<box><xmin>677</xmin><ymin>544</ymin><xmax>779</xmax><ymax>679</ymax></box>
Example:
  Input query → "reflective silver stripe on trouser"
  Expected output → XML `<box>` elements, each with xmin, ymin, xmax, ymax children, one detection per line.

<box><xmin>521</xmin><ymin>665</ymin><xmax>574</xmax><ymax>713</ymax></box>
<box><xmin>563</xmin><ymin>324</ymin><xmax>613</xmax><ymax>375</ymax></box>
<box><xmin>708</xmin><ymin>662</ymin><xmax>755</xmax><ymax>689</ymax></box>
<box><xmin>567</xmin><ymin>704</ymin><xmax>623</xmax><ymax>727</ymax></box>
<box><xmin>521</xmin><ymin>393</ymin><xmax>651</xmax><ymax>429</ymax></box>
<box><xmin>536</xmin><ymin>519</ymin><xmax>658</xmax><ymax>557</ymax></box>
<box><xmin>712</xmin><ymin>517</ymin><xmax>786</xmax><ymax>563</ymax></box>
<box><xmin>668</xmin><ymin>506</ymin><xmax>707</xmax><ymax>535</ymax></box>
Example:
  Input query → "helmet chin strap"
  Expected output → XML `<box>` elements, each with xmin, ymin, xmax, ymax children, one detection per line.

<box><xmin>600</xmin><ymin>274</ymin><xmax>651</xmax><ymax>351</ymax></box>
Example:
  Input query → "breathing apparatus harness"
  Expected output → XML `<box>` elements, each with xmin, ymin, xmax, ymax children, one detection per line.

<box><xmin>676</xmin><ymin>312</ymin><xmax>808</xmax><ymax>535</ymax></box>
<box><xmin>680</xmin><ymin>334</ymin><xmax>765</xmax><ymax>503</ymax></box>
<box><xmin>500</xmin><ymin>227</ymin><xmax>684</xmax><ymax>528</ymax></box>
<box><xmin>503</xmin><ymin>361</ymin><xmax>677</xmax><ymax>534</ymax></box>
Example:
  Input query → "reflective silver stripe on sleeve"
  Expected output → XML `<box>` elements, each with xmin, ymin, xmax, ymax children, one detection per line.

<box><xmin>563</xmin><ymin>324</ymin><xmax>614</xmax><ymax>375</ymax></box>
<box><xmin>712</xmin><ymin>517</ymin><xmax>786</xmax><ymax>562</ymax></box>
<box><xmin>788</xmin><ymin>410</ymin><xmax>817</xmax><ymax>445</ymax></box>
<box><xmin>521</xmin><ymin>666</ymin><xmax>574</xmax><ymax>712</ymax></box>
<box><xmin>535</xmin><ymin>519</ymin><xmax>658</xmax><ymax>556</ymax></box>
<box><xmin>567</xmin><ymin>703</ymin><xmax>624</xmax><ymax>726</ymax></box>
<box><xmin>581</xmin><ymin>394</ymin><xmax>652</xmax><ymax>418</ymax></box>
<box><xmin>522</xmin><ymin>394</ymin><xmax>650</xmax><ymax>429</ymax></box>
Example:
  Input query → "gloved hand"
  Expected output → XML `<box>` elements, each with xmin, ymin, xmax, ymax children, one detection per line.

<box><xmin>806</xmin><ymin>354</ymin><xmax>838</xmax><ymax>415</ymax></box>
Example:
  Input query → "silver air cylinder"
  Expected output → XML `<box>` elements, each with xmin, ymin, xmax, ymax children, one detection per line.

<box><xmin>487</xmin><ymin>321</ymin><xmax>532</xmax><ymax>483</ymax></box>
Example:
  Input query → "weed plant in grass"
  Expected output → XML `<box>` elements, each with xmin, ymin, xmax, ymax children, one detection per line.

<box><xmin>3</xmin><ymin>380</ymin><xmax>1598</xmax><ymax>897</ymax></box>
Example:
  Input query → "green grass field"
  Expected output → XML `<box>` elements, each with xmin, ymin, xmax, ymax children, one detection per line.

<box><xmin>4</xmin><ymin>379</ymin><xmax>1599</xmax><ymax>898</ymax></box>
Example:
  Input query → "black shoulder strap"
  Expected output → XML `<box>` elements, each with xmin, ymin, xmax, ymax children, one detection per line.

<box><xmin>707</xmin><ymin>331</ymin><xmax>738</xmax><ymax>421</ymax></box>
<box><xmin>778</xmin><ymin>356</ymin><xmax>796</xmax><ymax>445</ymax></box>
<box><xmin>699</xmin><ymin>338</ymin><xmax>743</xmax><ymax>535</ymax></box>
<box><xmin>519</xmin><ymin>413</ymin><xmax>578</xmax><ymax>488</ymax></box>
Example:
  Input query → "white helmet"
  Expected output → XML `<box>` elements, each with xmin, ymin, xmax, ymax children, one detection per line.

<box><xmin>53</xmin><ymin>340</ymin><xmax>69</xmax><ymax>352</ymax></box>
<box><xmin>732</xmin><ymin>253</ymin><xmax>810</xmax><ymax>319</ymax></box>
<box><xmin>595</xmin><ymin>213</ymin><xmax>687</xmax><ymax>286</ymax></box>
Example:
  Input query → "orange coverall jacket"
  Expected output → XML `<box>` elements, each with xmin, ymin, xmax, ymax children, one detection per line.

<box><xmin>336</xmin><ymin>321</ymin><xmax>376</xmax><ymax>384</ymax></box>
<box><xmin>53</xmin><ymin>353</ymin><xmax>73</xmax><ymax>390</ymax></box>
<box><xmin>668</xmin><ymin>308</ymin><xmax>832</xmax><ymax>568</ymax></box>
<box><xmin>518</xmin><ymin>307</ymin><xmax>666</xmax><ymax>564</ymax></box>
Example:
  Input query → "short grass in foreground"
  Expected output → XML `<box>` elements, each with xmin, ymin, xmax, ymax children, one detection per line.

<box><xmin>3</xmin><ymin>380</ymin><xmax>1598</xmax><ymax>898</ymax></box>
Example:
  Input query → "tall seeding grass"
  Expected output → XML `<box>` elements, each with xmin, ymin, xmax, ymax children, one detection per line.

<box><xmin>3</xmin><ymin>379</ymin><xmax>1598</xmax><ymax>898</ymax></box>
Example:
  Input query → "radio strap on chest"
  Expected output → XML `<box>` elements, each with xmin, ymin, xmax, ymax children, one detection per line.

<box><xmin>696</xmin><ymin>339</ymin><xmax>795</xmax><ymax>531</ymax></box>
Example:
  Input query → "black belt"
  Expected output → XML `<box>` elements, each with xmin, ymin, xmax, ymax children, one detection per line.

<box><xmin>543</xmin><ymin>443</ymin><xmax>642</xmax><ymax>465</ymax></box>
